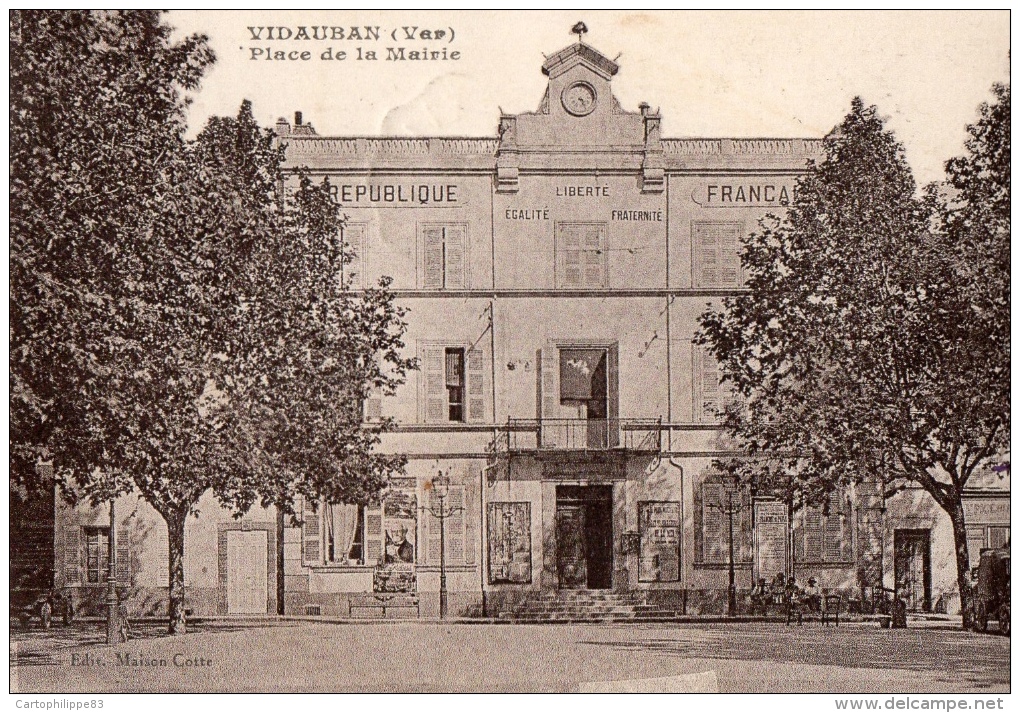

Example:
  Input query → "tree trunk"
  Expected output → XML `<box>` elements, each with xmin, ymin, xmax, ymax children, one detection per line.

<box><xmin>948</xmin><ymin>501</ymin><xmax>974</xmax><ymax>630</ymax></box>
<box><xmin>166</xmin><ymin>511</ymin><xmax>188</xmax><ymax>635</ymax></box>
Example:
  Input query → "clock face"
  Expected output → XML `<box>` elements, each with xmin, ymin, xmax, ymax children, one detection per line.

<box><xmin>562</xmin><ymin>82</ymin><xmax>597</xmax><ymax>116</ymax></box>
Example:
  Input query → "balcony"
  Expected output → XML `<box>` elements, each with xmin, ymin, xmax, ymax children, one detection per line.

<box><xmin>498</xmin><ymin>418</ymin><xmax>662</xmax><ymax>453</ymax></box>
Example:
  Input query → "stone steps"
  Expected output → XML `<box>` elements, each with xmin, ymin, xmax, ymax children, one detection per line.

<box><xmin>499</xmin><ymin>591</ymin><xmax>682</xmax><ymax>623</ymax></box>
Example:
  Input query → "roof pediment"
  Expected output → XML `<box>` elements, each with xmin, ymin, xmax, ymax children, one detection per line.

<box><xmin>541</xmin><ymin>42</ymin><xmax>619</xmax><ymax>81</ymax></box>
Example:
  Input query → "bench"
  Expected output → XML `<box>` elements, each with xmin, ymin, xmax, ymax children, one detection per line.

<box><xmin>348</xmin><ymin>593</ymin><xmax>420</xmax><ymax>619</ymax></box>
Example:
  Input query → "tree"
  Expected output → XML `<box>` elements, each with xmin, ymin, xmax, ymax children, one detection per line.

<box><xmin>10</xmin><ymin>10</ymin><xmax>214</xmax><ymax>500</ymax></box>
<box><xmin>63</xmin><ymin>102</ymin><xmax>414</xmax><ymax>635</ymax></box>
<box><xmin>698</xmin><ymin>98</ymin><xmax>1009</xmax><ymax>628</ymax></box>
<box><xmin>12</xmin><ymin>11</ymin><xmax>414</xmax><ymax>636</ymax></box>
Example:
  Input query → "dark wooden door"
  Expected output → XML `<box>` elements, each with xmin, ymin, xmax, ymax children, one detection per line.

<box><xmin>584</xmin><ymin>496</ymin><xmax>613</xmax><ymax>589</ymax></box>
<box><xmin>556</xmin><ymin>506</ymin><xmax>587</xmax><ymax>588</ymax></box>
<box><xmin>894</xmin><ymin>529</ymin><xmax>931</xmax><ymax>612</ymax></box>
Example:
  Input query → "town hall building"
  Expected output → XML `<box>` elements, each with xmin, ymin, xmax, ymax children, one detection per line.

<box><xmin>53</xmin><ymin>37</ymin><xmax>1009</xmax><ymax>621</ymax></box>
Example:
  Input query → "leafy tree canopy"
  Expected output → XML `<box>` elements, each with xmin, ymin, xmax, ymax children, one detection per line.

<box><xmin>699</xmin><ymin>95</ymin><xmax>1009</xmax><ymax>626</ymax></box>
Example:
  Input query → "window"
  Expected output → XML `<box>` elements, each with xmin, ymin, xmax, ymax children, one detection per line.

<box><xmin>445</xmin><ymin>348</ymin><xmax>465</xmax><ymax>422</ymax></box>
<box><xmin>325</xmin><ymin>504</ymin><xmax>366</xmax><ymax>564</ymax></box>
<box><xmin>692</xmin><ymin>221</ymin><xmax>741</xmax><ymax>287</ymax></box>
<box><xmin>693</xmin><ymin>344</ymin><xmax>729</xmax><ymax>423</ymax></box>
<box><xmin>340</xmin><ymin>223</ymin><xmax>367</xmax><ymax>289</ymax></box>
<box><xmin>968</xmin><ymin>525</ymin><xmax>1011</xmax><ymax>568</ymax></box>
<box><xmin>989</xmin><ymin>526</ymin><xmax>1010</xmax><ymax>550</ymax></box>
<box><xmin>794</xmin><ymin>492</ymin><xmax>852</xmax><ymax>564</ymax></box>
<box><xmin>308</xmin><ymin>481</ymin><xmax>417</xmax><ymax>570</ymax></box>
<box><xmin>84</xmin><ymin>527</ymin><xmax>109</xmax><ymax>584</ymax></box>
<box><xmin>556</xmin><ymin>223</ymin><xmax>607</xmax><ymax>288</ymax></box>
<box><xmin>421</xmin><ymin>224</ymin><xmax>467</xmax><ymax>289</ymax></box>
<box><xmin>536</xmin><ymin>343</ymin><xmax>619</xmax><ymax>448</ymax></box>
<box><xmin>420</xmin><ymin>344</ymin><xmax>486</xmax><ymax>423</ymax></box>
<box><xmin>697</xmin><ymin>481</ymin><xmax>752</xmax><ymax>565</ymax></box>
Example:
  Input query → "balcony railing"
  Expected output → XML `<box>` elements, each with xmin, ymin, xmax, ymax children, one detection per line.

<box><xmin>499</xmin><ymin>418</ymin><xmax>662</xmax><ymax>452</ymax></box>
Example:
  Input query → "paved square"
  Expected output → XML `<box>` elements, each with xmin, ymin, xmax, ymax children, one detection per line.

<box><xmin>10</xmin><ymin>620</ymin><xmax>1010</xmax><ymax>693</ymax></box>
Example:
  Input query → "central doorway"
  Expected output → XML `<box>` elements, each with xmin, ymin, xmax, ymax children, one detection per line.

<box><xmin>556</xmin><ymin>485</ymin><xmax>613</xmax><ymax>589</ymax></box>
<box><xmin>894</xmin><ymin>529</ymin><xmax>932</xmax><ymax>612</ymax></box>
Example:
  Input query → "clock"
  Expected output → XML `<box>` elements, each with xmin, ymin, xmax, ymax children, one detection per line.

<box><xmin>561</xmin><ymin>81</ymin><xmax>597</xmax><ymax>116</ymax></box>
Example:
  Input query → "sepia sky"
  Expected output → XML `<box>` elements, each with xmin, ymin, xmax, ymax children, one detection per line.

<box><xmin>168</xmin><ymin>10</ymin><xmax>1010</xmax><ymax>185</ymax></box>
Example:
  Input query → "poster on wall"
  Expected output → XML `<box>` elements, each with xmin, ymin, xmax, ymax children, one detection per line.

<box><xmin>753</xmin><ymin>499</ymin><xmax>788</xmax><ymax>582</ymax></box>
<box><xmin>374</xmin><ymin>487</ymin><xmax>417</xmax><ymax>593</ymax></box>
<box><xmin>639</xmin><ymin>501</ymin><xmax>680</xmax><ymax>582</ymax></box>
<box><xmin>487</xmin><ymin>502</ymin><xmax>531</xmax><ymax>584</ymax></box>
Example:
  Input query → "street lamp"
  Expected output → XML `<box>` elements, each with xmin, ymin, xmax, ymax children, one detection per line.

<box><xmin>106</xmin><ymin>498</ymin><xmax>119</xmax><ymax>644</ymax></box>
<box><xmin>422</xmin><ymin>472</ymin><xmax>464</xmax><ymax>619</ymax></box>
<box><xmin>708</xmin><ymin>485</ymin><xmax>744</xmax><ymax>617</ymax></box>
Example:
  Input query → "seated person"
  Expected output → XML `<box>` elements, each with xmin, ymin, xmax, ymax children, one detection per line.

<box><xmin>750</xmin><ymin>578</ymin><xmax>769</xmax><ymax>613</ymax></box>
<box><xmin>803</xmin><ymin>577</ymin><xmax>822</xmax><ymax>612</ymax></box>
<box><xmin>771</xmin><ymin>572</ymin><xmax>788</xmax><ymax>603</ymax></box>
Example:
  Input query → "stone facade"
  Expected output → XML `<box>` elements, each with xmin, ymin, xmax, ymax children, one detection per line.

<box><xmin>52</xmin><ymin>39</ymin><xmax>1008</xmax><ymax>619</ymax></box>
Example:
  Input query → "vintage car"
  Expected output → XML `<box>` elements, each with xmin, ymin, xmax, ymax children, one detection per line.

<box><xmin>973</xmin><ymin>547</ymin><xmax>1010</xmax><ymax>635</ymax></box>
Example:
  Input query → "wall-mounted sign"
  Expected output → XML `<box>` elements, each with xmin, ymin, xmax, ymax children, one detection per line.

<box><xmin>556</xmin><ymin>185</ymin><xmax>610</xmax><ymax>197</ymax></box>
<box><xmin>504</xmin><ymin>208</ymin><xmax>550</xmax><ymax>220</ymax></box>
<box><xmin>329</xmin><ymin>182</ymin><xmax>460</xmax><ymax>206</ymax></box>
<box><xmin>963</xmin><ymin>498</ymin><xmax>1010</xmax><ymax>524</ymax></box>
<box><xmin>692</xmin><ymin>183</ymin><xmax>794</xmax><ymax>207</ymax></box>
<box><xmin>611</xmin><ymin>210</ymin><xmax>663</xmax><ymax>222</ymax></box>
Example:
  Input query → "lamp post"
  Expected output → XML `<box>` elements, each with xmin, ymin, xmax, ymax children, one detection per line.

<box><xmin>106</xmin><ymin>498</ymin><xmax>118</xmax><ymax>644</ymax></box>
<box><xmin>708</xmin><ymin>485</ymin><xmax>743</xmax><ymax>617</ymax></box>
<box><xmin>423</xmin><ymin>472</ymin><xmax>465</xmax><ymax>619</ymax></box>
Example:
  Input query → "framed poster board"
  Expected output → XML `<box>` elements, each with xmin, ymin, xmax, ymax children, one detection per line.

<box><xmin>487</xmin><ymin>502</ymin><xmax>531</xmax><ymax>584</ymax></box>
<box><xmin>373</xmin><ymin>488</ymin><xmax>417</xmax><ymax>593</ymax></box>
<box><xmin>639</xmin><ymin>501</ymin><xmax>681</xmax><ymax>582</ymax></box>
<box><xmin>753</xmin><ymin>499</ymin><xmax>788</xmax><ymax>582</ymax></box>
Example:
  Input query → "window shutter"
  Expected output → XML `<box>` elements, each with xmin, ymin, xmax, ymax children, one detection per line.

<box><xmin>422</xmin><ymin>227</ymin><xmax>445</xmax><ymax>289</ymax></box>
<box><xmin>583</xmin><ymin>225</ymin><xmax>606</xmax><ymax>287</ymax></box>
<box><xmin>702</xmin><ymin>484</ymin><xmax>725</xmax><ymax>564</ymax></box>
<box><xmin>719</xmin><ymin>231</ymin><xmax>740</xmax><ymax>287</ymax></box>
<box><xmin>64</xmin><ymin>525</ymin><xmax>81</xmax><ymax>585</ymax></box>
<box><xmin>342</xmin><ymin>224</ymin><xmax>366</xmax><ymax>289</ymax></box>
<box><xmin>443</xmin><ymin>225</ymin><xmax>466</xmax><ymax>289</ymax></box>
<box><xmin>116</xmin><ymin>524</ymin><xmax>130</xmax><ymax>582</ymax></box>
<box><xmin>989</xmin><ymin>526</ymin><xmax>1010</xmax><ymax>550</ymax></box>
<box><xmin>466</xmin><ymin>348</ymin><xmax>486</xmax><ymax>422</ymax></box>
<box><xmin>558</xmin><ymin>225</ymin><xmax>583</xmax><ymax>287</ymax></box>
<box><xmin>447</xmin><ymin>486</ymin><xmax>465</xmax><ymax>564</ymax></box>
<box><xmin>738</xmin><ymin>490</ymin><xmax>754</xmax><ymax>562</ymax></box>
<box><xmin>822</xmin><ymin>494</ymin><xmax>851</xmax><ymax>561</ymax></box>
<box><xmin>694</xmin><ymin>222</ymin><xmax>741</xmax><ymax>288</ymax></box>
<box><xmin>302</xmin><ymin>497</ymin><xmax>321</xmax><ymax>565</ymax></box>
<box><xmin>967</xmin><ymin>533</ymin><xmax>987</xmax><ymax>569</ymax></box>
<box><xmin>463</xmin><ymin>479</ymin><xmax>477</xmax><ymax>566</ymax></box>
<box><xmin>606</xmin><ymin>344</ymin><xmax>620</xmax><ymax>447</ymax></box>
<box><xmin>804</xmin><ymin>507</ymin><xmax>823</xmax><ymax>562</ymax></box>
<box><xmin>537</xmin><ymin>347</ymin><xmax>561</xmax><ymax>447</ymax></box>
<box><xmin>422</xmin><ymin>346</ymin><xmax>447</xmax><ymax>422</ymax></box>
<box><xmin>694</xmin><ymin>345</ymin><xmax>721</xmax><ymax>422</ymax></box>
<box><xmin>694</xmin><ymin>223</ymin><xmax>719</xmax><ymax>287</ymax></box>
<box><xmin>364</xmin><ymin>505</ymin><xmax>384</xmax><ymax>565</ymax></box>
<box><xmin>427</xmin><ymin>487</ymin><xmax>465</xmax><ymax>565</ymax></box>
<box><xmin>364</xmin><ymin>395</ymin><xmax>383</xmax><ymax>422</ymax></box>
